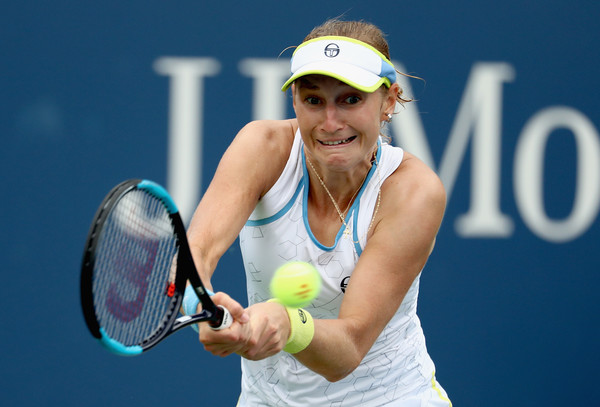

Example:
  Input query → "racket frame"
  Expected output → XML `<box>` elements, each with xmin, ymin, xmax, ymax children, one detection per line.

<box><xmin>80</xmin><ymin>179</ymin><xmax>229</xmax><ymax>356</ymax></box>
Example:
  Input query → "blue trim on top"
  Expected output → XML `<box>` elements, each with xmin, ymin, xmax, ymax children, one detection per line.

<box><xmin>137</xmin><ymin>180</ymin><xmax>178</xmax><ymax>214</ymax></box>
<box><xmin>99</xmin><ymin>328</ymin><xmax>143</xmax><ymax>356</ymax></box>
<box><xmin>245</xmin><ymin>181</ymin><xmax>303</xmax><ymax>226</ymax></box>
<box><xmin>353</xmin><ymin>208</ymin><xmax>363</xmax><ymax>256</ymax></box>
<box><xmin>301</xmin><ymin>150</ymin><xmax>340</xmax><ymax>251</ymax></box>
<box><xmin>301</xmin><ymin>140</ymin><xmax>381</xmax><ymax>252</ymax></box>
<box><xmin>349</xmin><ymin>139</ymin><xmax>381</xmax><ymax>256</ymax></box>
<box><xmin>343</xmin><ymin>139</ymin><xmax>381</xmax><ymax>218</ymax></box>
<box><xmin>246</xmin><ymin>138</ymin><xmax>382</xmax><ymax>253</ymax></box>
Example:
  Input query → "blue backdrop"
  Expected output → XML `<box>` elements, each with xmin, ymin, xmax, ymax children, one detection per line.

<box><xmin>2</xmin><ymin>1</ymin><xmax>599</xmax><ymax>406</ymax></box>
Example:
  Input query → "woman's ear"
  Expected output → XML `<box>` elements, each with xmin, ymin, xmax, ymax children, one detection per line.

<box><xmin>386</xmin><ymin>83</ymin><xmax>401</xmax><ymax>113</ymax></box>
<box><xmin>380</xmin><ymin>83</ymin><xmax>399</xmax><ymax>121</ymax></box>
<box><xmin>291</xmin><ymin>83</ymin><xmax>297</xmax><ymax>110</ymax></box>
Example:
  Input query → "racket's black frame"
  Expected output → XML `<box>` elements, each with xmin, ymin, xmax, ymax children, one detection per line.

<box><xmin>80</xmin><ymin>179</ymin><xmax>227</xmax><ymax>355</ymax></box>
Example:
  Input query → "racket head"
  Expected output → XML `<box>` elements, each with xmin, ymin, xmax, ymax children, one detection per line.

<box><xmin>80</xmin><ymin>179</ymin><xmax>213</xmax><ymax>355</ymax></box>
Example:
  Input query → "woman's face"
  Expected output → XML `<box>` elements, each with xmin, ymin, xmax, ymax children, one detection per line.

<box><xmin>293</xmin><ymin>75</ymin><xmax>396</xmax><ymax>172</ymax></box>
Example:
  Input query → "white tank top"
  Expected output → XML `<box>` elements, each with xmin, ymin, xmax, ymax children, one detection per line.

<box><xmin>237</xmin><ymin>130</ymin><xmax>440</xmax><ymax>406</ymax></box>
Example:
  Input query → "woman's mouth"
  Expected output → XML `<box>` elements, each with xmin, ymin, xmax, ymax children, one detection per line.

<box><xmin>318</xmin><ymin>136</ymin><xmax>357</xmax><ymax>146</ymax></box>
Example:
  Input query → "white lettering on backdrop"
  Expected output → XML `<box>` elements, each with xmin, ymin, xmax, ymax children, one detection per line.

<box><xmin>154</xmin><ymin>57</ymin><xmax>221</xmax><ymax>222</ymax></box>
<box><xmin>154</xmin><ymin>58</ymin><xmax>600</xmax><ymax>243</ymax></box>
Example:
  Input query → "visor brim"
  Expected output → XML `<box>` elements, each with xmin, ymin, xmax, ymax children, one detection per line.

<box><xmin>281</xmin><ymin>61</ymin><xmax>391</xmax><ymax>93</ymax></box>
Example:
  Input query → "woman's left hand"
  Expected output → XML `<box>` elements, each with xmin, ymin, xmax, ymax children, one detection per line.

<box><xmin>199</xmin><ymin>297</ymin><xmax>290</xmax><ymax>360</ymax></box>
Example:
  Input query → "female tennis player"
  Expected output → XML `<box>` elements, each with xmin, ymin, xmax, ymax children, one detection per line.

<box><xmin>184</xmin><ymin>19</ymin><xmax>452</xmax><ymax>406</ymax></box>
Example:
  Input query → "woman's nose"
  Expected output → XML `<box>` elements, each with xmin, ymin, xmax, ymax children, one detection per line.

<box><xmin>321</xmin><ymin>105</ymin><xmax>343</xmax><ymax>133</ymax></box>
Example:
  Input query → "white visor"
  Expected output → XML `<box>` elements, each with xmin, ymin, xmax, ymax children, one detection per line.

<box><xmin>281</xmin><ymin>36</ymin><xmax>396</xmax><ymax>93</ymax></box>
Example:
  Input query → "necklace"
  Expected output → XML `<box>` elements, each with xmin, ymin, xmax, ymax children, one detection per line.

<box><xmin>305</xmin><ymin>153</ymin><xmax>382</xmax><ymax>243</ymax></box>
<box><xmin>305</xmin><ymin>156</ymin><xmax>364</xmax><ymax>223</ymax></box>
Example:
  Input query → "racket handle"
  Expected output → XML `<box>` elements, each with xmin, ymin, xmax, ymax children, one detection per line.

<box><xmin>209</xmin><ymin>305</ymin><xmax>233</xmax><ymax>330</ymax></box>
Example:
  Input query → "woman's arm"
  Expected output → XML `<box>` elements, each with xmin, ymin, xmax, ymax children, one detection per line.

<box><xmin>190</xmin><ymin>119</ymin><xmax>301</xmax><ymax>358</ymax></box>
<box><xmin>186</xmin><ymin>120</ymin><xmax>296</xmax><ymax>289</ymax></box>
<box><xmin>293</xmin><ymin>152</ymin><xmax>446</xmax><ymax>381</ymax></box>
<box><xmin>200</xmin><ymin>151</ymin><xmax>446</xmax><ymax>381</ymax></box>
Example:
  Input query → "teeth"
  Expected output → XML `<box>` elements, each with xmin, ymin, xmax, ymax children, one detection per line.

<box><xmin>321</xmin><ymin>137</ymin><xmax>354</xmax><ymax>146</ymax></box>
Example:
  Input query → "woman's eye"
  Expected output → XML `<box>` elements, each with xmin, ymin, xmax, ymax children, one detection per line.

<box><xmin>305</xmin><ymin>97</ymin><xmax>321</xmax><ymax>105</ymax></box>
<box><xmin>344</xmin><ymin>95</ymin><xmax>361</xmax><ymax>104</ymax></box>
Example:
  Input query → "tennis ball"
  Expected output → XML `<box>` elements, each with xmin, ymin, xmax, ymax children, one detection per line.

<box><xmin>270</xmin><ymin>261</ymin><xmax>321</xmax><ymax>308</ymax></box>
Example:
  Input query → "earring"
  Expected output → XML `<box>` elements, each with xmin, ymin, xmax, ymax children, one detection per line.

<box><xmin>386</xmin><ymin>113</ymin><xmax>393</xmax><ymax>123</ymax></box>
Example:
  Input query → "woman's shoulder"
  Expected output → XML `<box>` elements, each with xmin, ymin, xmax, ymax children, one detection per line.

<box><xmin>232</xmin><ymin>119</ymin><xmax>298</xmax><ymax>163</ymax></box>
<box><xmin>239</xmin><ymin>119</ymin><xmax>298</xmax><ymax>144</ymax></box>
<box><xmin>233</xmin><ymin>119</ymin><xmax>299</xmax><ymax>197</ymax></box>
<box><xmin>385</xmin><ymin>151</ymin><xmax>446</xmax><ymax>209</ymax></box>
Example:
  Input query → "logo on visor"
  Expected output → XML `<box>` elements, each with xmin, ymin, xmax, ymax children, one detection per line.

<box><xmin>324</xmin><ymin>43</ymin><xmax>340</xmax><ymax>58</ymax></box>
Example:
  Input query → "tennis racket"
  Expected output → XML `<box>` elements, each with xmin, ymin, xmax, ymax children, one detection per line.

<box><xmin>80</xmin><ymin>179</ymin><xmax>232</xmax><ymax>356</ymax></box>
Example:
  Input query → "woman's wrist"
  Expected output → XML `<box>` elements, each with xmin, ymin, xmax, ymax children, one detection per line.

<box><xmin>268</xmin><ymin>299</ymin><xmax>314</xmax><ymax>354</ymax></box>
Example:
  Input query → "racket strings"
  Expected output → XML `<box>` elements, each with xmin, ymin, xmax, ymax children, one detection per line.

<box><xmin>92</xmin><ymin>190</ymin><xmax>179</xmax><ymax>346</ymax></box>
